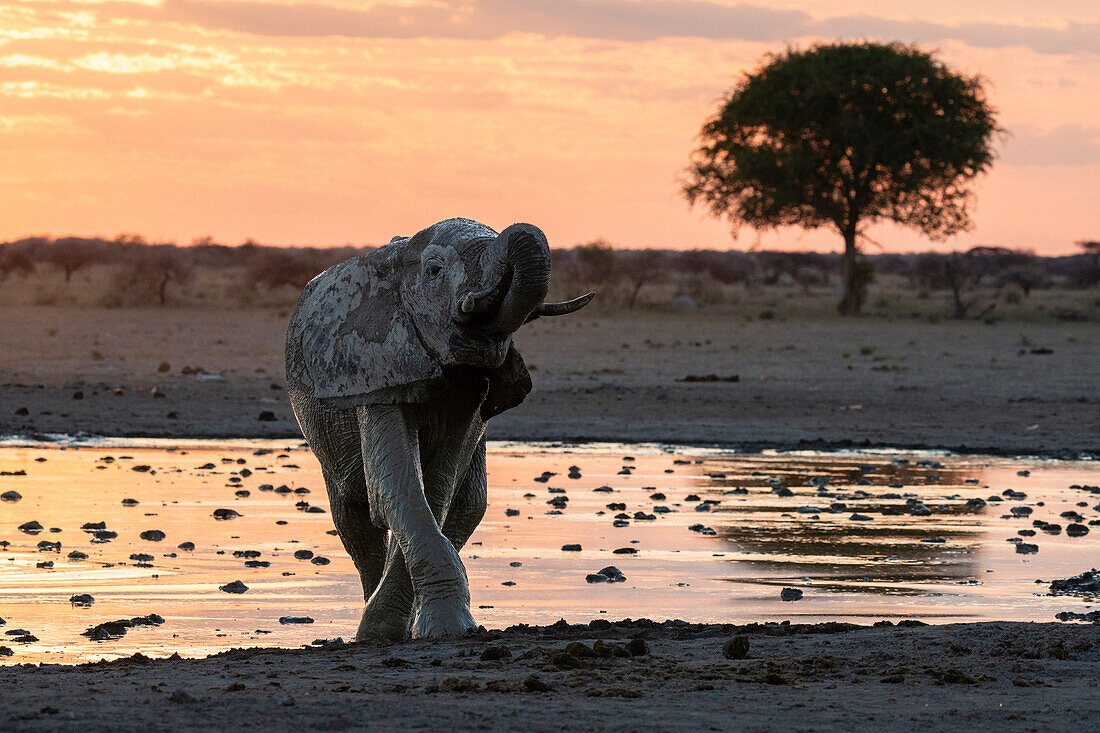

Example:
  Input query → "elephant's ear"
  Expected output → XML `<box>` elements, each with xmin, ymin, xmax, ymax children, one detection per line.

<box><xmin>295</xmin><ymin>251</ymin><xmax>444</xmax><ymax>407</ymax></box>
<box><xmin>481</xmin><ymin>344</ymin><xmax>532</xmax><ymax>419</ymax></box>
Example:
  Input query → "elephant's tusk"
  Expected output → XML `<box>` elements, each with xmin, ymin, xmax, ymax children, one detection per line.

<box><xmin>532</xmin><ymin>292</ymin><xmax>595</xmax><ymax>318</ymax></box>
<box><xmin>460</xmin><ymin>284</ymin><xmax>498</xmax><ymax>316</ymax></box>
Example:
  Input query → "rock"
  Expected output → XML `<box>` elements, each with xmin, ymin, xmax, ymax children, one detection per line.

<box><xmin>129</xmin><ymin>553</ymin><xmax>154</xmax><ymax>562</ymax></box>
<box><xmin>0</xmin><ymin>491</ymin><xmax>21</xmax><ymax>503</ymax></box>
<box><xmin>590</xmin><ymin>566</ymin><xmax>626</xmax><ymax>583</ymax></box>
<box><xmin>723</xmin><ymin>635</ymin><xmax>750</xmax><ymax>659</ymax></box>
<box><xmin>257</xmin><ymin>411</ymin><xmax>277</xmax><ymax>422</ymax></box>
<box><xmin>168</xmin><ymin>690</ymin><xmax>198</xmax><ymax>704</ymax></box>
<box><xmin>139</xmin><ymin>530</ymin><xmax>166</xmax><ymax>542</ymax></box>
<box><xmin>561</xmin><ymin>544</ymin><xmax>582</xmax><ymax>552</ymax></box>
<box><xmin>310</xmin><ymin>556</ymin><xmax>330</xmax><ymax>565</ymax></box>
<box><xmin>219</xmin><ymin>580</ymin><xmax>249</xmax><ymax>594</ymax></box>
<box><xmin>279</xmin><ymin>616</ymin><xmax>314</xmax><ymax>624</ymax></box>
<box><xmin>37</xmin><ymin>540</ymin><xmax>61</xmax><ymax>552</ymax></box>
<box><xmin>625</xmin><ymin>638</ymin><xmax>648</xmax><ymax>656</ymax></box>
<box><xmin>131</xmin><ymin>465</ymin><xmax>151</xmax><ymax>473</ymax></box>
<box><xmin>121</xmin><ymin>498</ymin><xmax>139</xmax><ymax>506</ymax></box>
<box><xmin>293</xmin><ymin>549</ymin><xmax>314</xmax><ymax>560</ymax></box>
<box><xmin>69</xmin><ymin>594</ymin><xmax>94</xmax><ymax>607</ymax></box>
<box><xmin>177</xmin><ymin>542</ymin><xmax>195</xmax><ymax>551</ymax></box>
<box><xmin>212</xmin><ymin>508</ymin><xmax>241</xmax><ymax>520</ymax></box>
<box><xmin>1067</xmin><ymin>524</ymin><xmax>1090</xmax><ymax>537</ymax></box>
<box><xmin>780</xmin><ymin>587</ymin><xmax>804</xmax><ymax>601</ymax></box>
<box><xmin>480</xmin><ymin>645</ymin><xmax>511</xmax><ymax>662</ymax></box>
<box><xmin>849</xmin><ymin>513</ymin><xmax>873</xmax><ymax>521</ymax></box>
<box><xmin>521</xmin><ymin>675</ymin><xmax>553</xmax><ymax>692</ymax></box>
<box><xmin>18</xmin><ymin>521</ymin><xmax>43</xmax><ymax>534</ymax></box>
<box><xmin>158</xmin><ymin>361</ymin><xmax>171</xmax><ymax>372</ymax></box>
<box><xmin>1049</xmin><ymin>569</ymin><xmax>1100</xmax><ymax>597</ymax></box>
<box><xmin>82</xmin><ymin>621</ymin><xmax>131</xmax><ymax>640</ymax></box>
<box><xmin>67</xmin><ymin>550</ymin><xmax>88</xmax><ymax>560</ymax></box>
<box><xmin>1016</xmin><ymin>543</ymin><xmax>1039</xmax><ymax>554</ymax></box>
<box><xmin>504</xmin><ymin>508</ymin><xmax>520</xmax><ymax>517</ymax></box>
<box><xmin>612</xmin><ymin>547</ymin><xmax>637</xmax><ymax>555</ymax></box>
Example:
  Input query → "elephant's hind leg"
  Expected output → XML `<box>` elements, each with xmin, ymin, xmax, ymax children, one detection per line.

<box><xmin>442</xmin><ymin>438</ymin><xmax>488</xmax><ymax>552</ymax></box>
<box><xmin>325</xmin><ymin>473</ymin><xmax>386</xmax><ymax>601</ymax></box>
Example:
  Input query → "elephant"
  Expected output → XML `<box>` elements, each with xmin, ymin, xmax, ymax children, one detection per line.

<box><xmin>284</xmin><ymin>218</ymin><xmax>592</xmax><ymax>640</ymax></box>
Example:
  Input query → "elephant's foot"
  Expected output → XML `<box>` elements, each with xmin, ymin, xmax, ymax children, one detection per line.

<box><xmin>355</xmin><ymin>600</ymin><xmax>412</xmax><ymax>642</ymax></box>
<box><xmin>410</xmin><ymin>595</ymin><xmax>477</xmax><ymax>639</ymax></box>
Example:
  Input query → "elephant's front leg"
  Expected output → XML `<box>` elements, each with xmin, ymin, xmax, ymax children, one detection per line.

<box><xmin>358</xmin><ymin>406</ymin><xmax>476</xmax><ymax>639</ymax></box>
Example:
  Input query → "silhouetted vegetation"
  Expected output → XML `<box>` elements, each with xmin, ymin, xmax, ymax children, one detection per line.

<box><xmin>0</xmin><ymin>235</ymin><xmax>1095</xmax><ymax>322</ymax></box>
<box><xmin>684</xmin><ymin>41</ymin><xmax>1002</xmax><ymax>315</ymax></box>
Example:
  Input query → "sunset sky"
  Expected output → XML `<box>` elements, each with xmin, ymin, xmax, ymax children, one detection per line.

<box><xmin>1</xmin><ymin>0</ymin><xmax>1097</xmax><ymax>253</ymax></box>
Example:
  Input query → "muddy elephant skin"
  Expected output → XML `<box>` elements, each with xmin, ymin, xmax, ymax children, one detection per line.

<box><xmin>285</xmin><ymin>218</ymin><xmax>592</xmax><ymax>639</ymax></box>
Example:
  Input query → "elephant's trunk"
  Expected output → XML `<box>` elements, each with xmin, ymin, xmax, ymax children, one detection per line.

<box><xmin>478</xmin><ymin>224</ymin><xmax>551</xmax><ymax>336</ymax></box>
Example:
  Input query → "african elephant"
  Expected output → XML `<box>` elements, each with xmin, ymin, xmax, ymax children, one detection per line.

<box><xmin>285</xmin><ymin>218</ymin><xmax>592</xmax><ymax>640</ymax></box>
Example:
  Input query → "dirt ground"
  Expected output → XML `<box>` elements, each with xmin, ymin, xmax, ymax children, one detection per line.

<box><xmin>0</xmin><ymin>305</ymin><xmax>1096</xmax><ymax>456</ymax></box>
<box><xmin>2</xmin><ymin>619</ymin><xmax>1098</xmax><ymax>731</ymax></box>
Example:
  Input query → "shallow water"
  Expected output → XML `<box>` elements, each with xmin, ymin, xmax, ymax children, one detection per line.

<box><xmin>0</xmin><ymin>440</ymin><xmax>1096</xmax><ymax>664</ymax></box>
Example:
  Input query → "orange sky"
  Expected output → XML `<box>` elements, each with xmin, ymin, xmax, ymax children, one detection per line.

<box><xmin>1</xmin><ymin>1</ymin><xmax>1097</xmax><ymax>254</ymax></box>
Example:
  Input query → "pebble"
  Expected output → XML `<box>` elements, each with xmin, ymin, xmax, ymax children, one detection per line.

<box><xmin>780</xmin><ymin>587</ymin><xmax>804</xmax><ymax>601</ymax></box>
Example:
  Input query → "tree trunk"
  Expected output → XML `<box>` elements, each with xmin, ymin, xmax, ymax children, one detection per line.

<box><xmin>837</xmin><ymin>229</ymin><xmax>861</xmax><ymax>316</ymax></box>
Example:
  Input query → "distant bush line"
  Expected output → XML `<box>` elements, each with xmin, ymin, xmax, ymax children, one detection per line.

<box><xmin>0</xmin><ymin>235</ymin><xmax>1097</xmax><ymax>320</ymax></box>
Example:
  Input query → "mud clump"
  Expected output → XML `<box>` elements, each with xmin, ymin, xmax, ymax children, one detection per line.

<box><xmin>1049</xmin><ymin>569</ymin><xmax>1100</xmax><ymax>598</ymax></box>
<box><xmin>82</xmin><ymin>614</ymin><xmax>164</xmax><ymax>641</ymax></box>
<box><xmin>723</xmin><ymin>635</ymin><xmax>750</xmax><ymax>659</ymax></box>
<box><xmin>585</xmin><ymin>566</ymin><xmax>626</xmax><ymax>584</ymax></box>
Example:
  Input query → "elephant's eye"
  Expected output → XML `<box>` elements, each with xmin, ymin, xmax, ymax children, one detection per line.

<box><xmin>424</xmin><ymin>262</ymin><xmax>443</xmax><ymax>279</ymax></box>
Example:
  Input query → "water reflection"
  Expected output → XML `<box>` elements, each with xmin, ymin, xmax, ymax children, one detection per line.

<box><xmin>0</xmin><ymin>440</ymin><xmax>1096</xmax><ymax>663</ymax></box>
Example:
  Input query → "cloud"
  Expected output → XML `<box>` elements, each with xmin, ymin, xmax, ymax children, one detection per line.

<box><xmin>1002</xmin><ymin>125</ymin><xmax>1100</xmax><ymax>166</ymax></box>
<box><xmin>153</xmin><ymin>0</ymin><xmax>1100</xmax><ymax>55</ymax></box>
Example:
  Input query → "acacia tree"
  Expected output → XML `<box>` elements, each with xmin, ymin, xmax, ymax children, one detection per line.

<box><xmin>684</xmin><ymin>42</ymin><xmax>1001</xmax><ymax>314</ymax></box>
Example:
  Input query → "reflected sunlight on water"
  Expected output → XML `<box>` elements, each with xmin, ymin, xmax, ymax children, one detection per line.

<box><xmin>0</xmin><ymin>439</ymin><xmax>1096</xmax><ymax>663</ymax></box>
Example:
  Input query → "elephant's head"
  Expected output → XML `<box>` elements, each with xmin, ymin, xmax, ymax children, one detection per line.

<box><xmin>398</xmin><ymin>218</ymin><xmax>591</xmax><ymax>370</ymax></box>
<box><xmin>291</xmin><ymin>218</ymin><xmax>592</xmax><ymax>413</ymax></box>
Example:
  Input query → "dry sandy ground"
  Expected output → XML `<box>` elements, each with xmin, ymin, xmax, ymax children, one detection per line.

<box><xmin>1</xmin><ymin>306</ymin><xmax>1097</xmax><ymax>456</ymax></box>
<box><xmin>2</xmin><ymin>620</ymin><xmax>1098</xmax><ymax>731</ymax></box>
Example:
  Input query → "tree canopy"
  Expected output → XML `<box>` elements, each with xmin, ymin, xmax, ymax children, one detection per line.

<box><xmin>683</xmin><ymin>41</ymin><xmax>1001</xmax><ymax>314</ymax></box>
